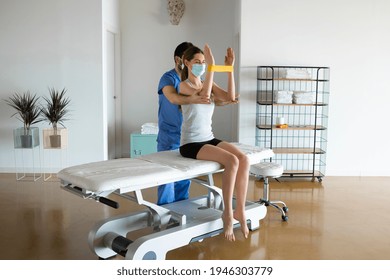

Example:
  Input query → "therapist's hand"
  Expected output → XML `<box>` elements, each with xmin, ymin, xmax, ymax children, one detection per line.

<box><xmin>190</xmin><ymin>94</ymin><xmax>210</xmax><ymax>104</ymax></box>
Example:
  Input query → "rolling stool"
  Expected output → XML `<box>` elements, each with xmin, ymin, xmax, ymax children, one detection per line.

<box><xmin>250</xmin><ymin>162</ymin><xmax>289</xmax><ymax>221</ymax></box>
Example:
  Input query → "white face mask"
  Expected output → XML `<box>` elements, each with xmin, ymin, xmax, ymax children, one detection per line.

<box><xmin>191</xmin><ymin>63</ymin><xmax>206</xmax><ymax>77</ymax></box>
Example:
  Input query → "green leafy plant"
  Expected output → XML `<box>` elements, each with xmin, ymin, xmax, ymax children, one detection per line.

<box><xmin>40</xmin><ymin>87</ymin><xmax>70</xmax><ymax>135</ymax></box>
<box><xmin>4</xmin><ymin>91</ymin><xmax>41</xmax><ymax>135</ymax></box>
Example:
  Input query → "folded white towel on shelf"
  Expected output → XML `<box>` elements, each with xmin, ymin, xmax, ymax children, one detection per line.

<box><xmin>281</xmin><ymin>69</ymin><xmax>311</xmax><ymax>79</ymax></box>
<box><xmin>293</xmin><ymin>91</ymin><xmax>315</xmax><ymax>104</ymax></box>
<box><xmin>275</xmin><ymin>90</ymin><xmax>293</xmax><ymax>104</ymax></box>
<box><xmin>141</xmin><ymin>122</ymin><xmax>159</xmax><ymax>134</ymax></box>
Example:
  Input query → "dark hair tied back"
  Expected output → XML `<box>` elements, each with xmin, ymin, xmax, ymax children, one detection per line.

<box><xmin>181</xmin><ymin>46</ymin><xmax>204</xmax><ymax>81</ymax></box>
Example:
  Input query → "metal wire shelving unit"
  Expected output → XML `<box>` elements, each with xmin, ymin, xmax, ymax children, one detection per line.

<box><xmin>256</xmin><ymin>66</ymin><xmax>330</xmax><ymax>182</ymax></box>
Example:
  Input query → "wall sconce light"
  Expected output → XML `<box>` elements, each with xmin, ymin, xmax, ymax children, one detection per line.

<box><xmin>167</xmin><ymin>0</ymin><xmax>185</xmax><ymax>25</ymax></box>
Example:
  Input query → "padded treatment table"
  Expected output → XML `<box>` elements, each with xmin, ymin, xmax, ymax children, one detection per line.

<box><xmin>58</xmin><ymin>143</ymin><xmax>274</xmax><ymax>260</ymax></box>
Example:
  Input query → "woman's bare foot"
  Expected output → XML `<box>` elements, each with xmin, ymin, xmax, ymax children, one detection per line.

<box><xmin>222</xmin><ymin>212</ymin><xmax>235</xmax><ymax>241</ymax></box>
<box><xmin>234</xmin><ymin>211</ymin><xmax>249</xmax><ymax>238</ymax></box>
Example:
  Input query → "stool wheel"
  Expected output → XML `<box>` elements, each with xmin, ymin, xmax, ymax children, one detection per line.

<box><xmin>282</xmin><ymin>215</ymin><xmax>289</xmax><ymax>222</ymax></box>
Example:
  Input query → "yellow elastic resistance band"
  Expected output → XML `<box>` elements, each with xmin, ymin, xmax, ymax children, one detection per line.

<box><xmin>207</xmin><ymin>65</ymin><xmax>234</xmax><ymax>72</ymax></box>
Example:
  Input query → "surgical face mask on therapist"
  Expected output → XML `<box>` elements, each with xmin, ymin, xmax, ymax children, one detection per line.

<box><xmin>191</xmin><ymin>63</ymin><xmax>206</xmax><ymax>77</ymax></box>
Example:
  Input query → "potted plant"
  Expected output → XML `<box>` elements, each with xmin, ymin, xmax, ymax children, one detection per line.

<box><xmin>40</xmin><ymin>87</ymin><xmax>70</xmax><ymax>148</ymax></box>
<box><xmin>5</xmin><ymin>91</ymin><xmax>41</xmax><ymax>148</ymax></box>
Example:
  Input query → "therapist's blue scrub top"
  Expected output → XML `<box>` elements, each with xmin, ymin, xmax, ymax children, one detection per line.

<box><xmin>157</xmin><ymin>68</ymin><xmax>182</xmax><ymax>149</ymax></box>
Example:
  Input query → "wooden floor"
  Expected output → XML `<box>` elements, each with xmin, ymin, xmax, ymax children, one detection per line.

<box><xmin>0</xmin><ymin>173</ymin><xmax>390</xmax><ymax>260</ymax></box>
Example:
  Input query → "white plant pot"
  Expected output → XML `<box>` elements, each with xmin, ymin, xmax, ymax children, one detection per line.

<box><xmin>43</xmin><ymin>128</ymin><xmax>68</xmax><ymax>149</ymax></box>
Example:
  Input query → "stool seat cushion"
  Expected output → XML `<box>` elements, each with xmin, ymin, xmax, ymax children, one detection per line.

<box><xmin>250</xmin><ymin>162</ymin><xmax>284</xmax><ymax>177</ymax></box>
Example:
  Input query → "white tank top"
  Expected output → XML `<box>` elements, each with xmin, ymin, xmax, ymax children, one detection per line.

<box><xmin>180</xmin><ymin>80</ymin><xmax>215</xmax><ymax>145</ymax></box>
<box><xmin>180</xmin><ymin>102</ymin><xmax>215</xmax><ymax>145</ymax></box>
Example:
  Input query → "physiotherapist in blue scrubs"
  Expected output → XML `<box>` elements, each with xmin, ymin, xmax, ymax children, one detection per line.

<box><xmin>157</xmin><ymin>42</ymin><xmax>210</xmax><ymax>205</ymax></box>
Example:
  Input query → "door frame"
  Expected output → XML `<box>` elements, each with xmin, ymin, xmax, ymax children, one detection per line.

<box><xmin>103</xmin><ymin>23</ymin><xmax>122</xmax><ymax>159</ymax></box>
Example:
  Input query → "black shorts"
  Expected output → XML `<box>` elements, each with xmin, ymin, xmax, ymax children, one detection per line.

<box><xmin>180</xmin><ymin>138</ymin><xmax>223</xmax><ymax>159</ymax></box>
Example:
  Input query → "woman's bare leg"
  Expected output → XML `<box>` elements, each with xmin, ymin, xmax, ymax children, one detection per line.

<box><xmin>196</xmin><ymin>144</ymin><xmax>239</xmax><ymax>241</ymax></box>
<box><xmin>217</xmin><ymin>142</ymin><xmax>250</xmax><ymax>238</ymax></box>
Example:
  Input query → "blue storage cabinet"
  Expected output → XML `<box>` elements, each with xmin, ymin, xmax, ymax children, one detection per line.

<box><xmin>130</xmin><ymin>132</ymin><xmax>157</xmax><ymax>158</ymax></box>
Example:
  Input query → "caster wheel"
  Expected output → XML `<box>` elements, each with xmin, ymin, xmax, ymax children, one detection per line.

<box><xmin>282</xmin><ymin>215</ymin><xmax>288</xmax><ymax>222</ymax></box>
<box><xmin>283</xmin><ymin>206</ymin><xmax>289</xmax><ymax>213</ymax></box>
<box><xmin>318</xmin><ymin>177</ymin><xmax>323</xmax><ymax>182</ymax></box>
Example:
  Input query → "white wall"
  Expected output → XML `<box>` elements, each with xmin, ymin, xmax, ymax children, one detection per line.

<box><xmin>239</xmin><ymin>0</ymin><xmax>390</xmax><ymax>176</ymax></box>
<box><xmin>119</xmin><ymin>0</ymin><xmax>239</xmax><ymax>156</ymax></box>
<box><xmin>0</xmin><ymin>0</ymin><xmax>104</xmax><ymax>171</ymax></box>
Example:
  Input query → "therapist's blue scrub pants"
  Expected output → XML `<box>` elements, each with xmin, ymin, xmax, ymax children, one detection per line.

<box><xmin>157</xmin><ymin>137</ymin><xmax>191</xmax><ymax>205</ymax></box>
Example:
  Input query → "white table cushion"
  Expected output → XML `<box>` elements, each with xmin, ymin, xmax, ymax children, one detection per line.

<box><xmin>58</xmin><ymin>143</ymin><xmax>274</xmax><ymax>194</ymax></box>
